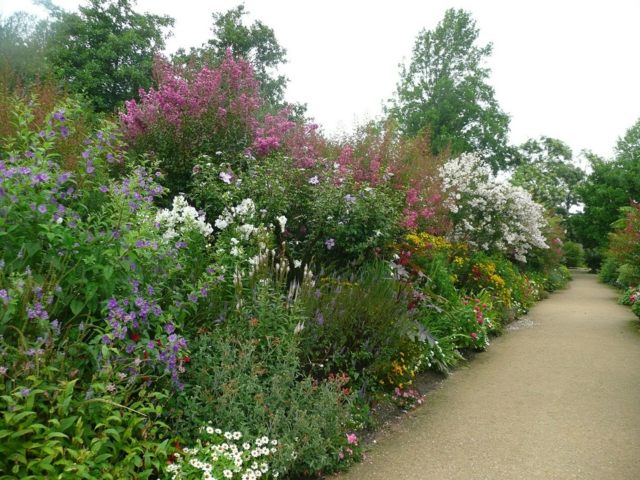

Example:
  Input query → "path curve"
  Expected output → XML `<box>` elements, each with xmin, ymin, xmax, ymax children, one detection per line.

<box><xmin>337</xmin><ymin>272</ymin><xmax>640</xmax><ymax>480</ymax></box>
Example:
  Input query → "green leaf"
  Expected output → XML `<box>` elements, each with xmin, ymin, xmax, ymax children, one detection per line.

<box><xmin>70</xmin><ymin>299</ymin><xmax>84</xmax><ymax>316</ymax></box>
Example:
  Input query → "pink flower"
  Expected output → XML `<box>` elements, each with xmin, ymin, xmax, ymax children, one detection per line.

<box><xmin>470</xmin><ymin>332</ymin><xmax>478</xmax><ymax>339</ymax></box>
<box><xmin>346</xmin><ymin>433</ymin><xmax>358</xmax><ymax>445</ymax></box>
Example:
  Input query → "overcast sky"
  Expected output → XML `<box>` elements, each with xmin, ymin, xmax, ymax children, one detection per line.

<box><xmin>3</xmin><ymin>0</ymin><xmax>640</xmax><ymax>159</ymax></box>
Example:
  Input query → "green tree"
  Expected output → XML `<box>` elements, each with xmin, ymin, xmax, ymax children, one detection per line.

<box><xmin>44</xmin><ymin>0</ymin><xmax>173</xmax><ymax>112</ymax></box>
<box><xmin>511</xmin><ymin>136</ymin><xmax>585</xmax><ymax>218</ymax></box>
<box><xmin>572</xmin><ymin>119</ymin><xmax>640</xmax><ymax>250</ymax></box>
<box><xmin>173</xmin><ymin>4</ymin><xmax>288</xmax><ymax>108</ymax></box>
<box><xmin>390</xmin><ymin>8</ymin><xmax>511</xmax><ymax>170</ymax></box>
<box><xmin>0</xmin><ymin>12</ymin><xmax>52</xmax><ymax>85</ymax></box>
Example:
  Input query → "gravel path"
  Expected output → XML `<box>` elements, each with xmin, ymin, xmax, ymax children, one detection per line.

<box><xmin>336</xmin><ymin>271</ymin><xmax>640</xmax><ymax>480</ymax></box>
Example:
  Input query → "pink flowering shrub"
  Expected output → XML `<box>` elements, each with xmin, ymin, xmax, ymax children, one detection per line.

<box><xmin>121</xmin><ymin>52</ymin><xmax>262</xmax><ymax>195</ymax></box>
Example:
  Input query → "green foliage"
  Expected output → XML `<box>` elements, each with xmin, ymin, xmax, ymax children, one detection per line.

<box><xmin>298</xmin><ymin>261</ymin><xmax>420</xmax><ymax>394</ymax></box>
<box><xmin>573</xmin><ymin>119</ymin><xmax>640</xmax><ymax>250</ymax></box>
<box><xmin>0</xmin><ymin>12</ymin><xmax>52</xmax><ymax>86</ymax></box>
<box><xmin>599</xmin><ymin>257</ymin><xmax>620</xmax><ymax>285</ymax></box>
<box><xmin>511</xmin><ymin>137</ymin><xmax>585</xmax><ymax>218</ymax></box>
<box><xmin>390</xmin><ymin>8</ymin><xmax>511</xmax><ymax>171</ymax></box>
<box><xmin>45</xmin><ymin>0</ymin><xmax>174</xmax><ymax>112</ymax></box>
<box><xmin>168</xmin><ymin>282</ymin><xmax>358</xmax><ymax>478</ymax></box>
<box><xmin>0</xmin><ymin>353</ymin><xmax>171</xmax><ymax>479</ymax></box>
<box><xmin>562</xmin><ymin>241</ymin><xmax>585</xmax><ymax>268</ymax></box>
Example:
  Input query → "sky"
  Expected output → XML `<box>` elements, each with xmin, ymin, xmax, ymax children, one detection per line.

<box><xmin>3</xmin><ymin>0</ymin><xmax>640</xmax><ymax>160</ymax></box>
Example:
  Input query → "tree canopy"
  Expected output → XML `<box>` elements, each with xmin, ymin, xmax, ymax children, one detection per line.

<box><xmin>44</xmin><ymin>0</ymin><xmax>173</xmax><ymax>112</ymax></box>
<box><xmin>511</xmin><ymin>136</ymin><xmax>585</xmax><ymax>218</ymax></box>
<box><xmin>572</xmin><ymin>119</ymin><xmax>640</xmax><ymax>250</ymax></box>
<box><xmin>0</xmin><ymin>12</ymin><xmax>51</xmax><ymax>85</ymax></box>
<box><xmin>173</xmin><ymin>4</ymin><xmax>288</xmax><ymax>108</ymax></box>
<box><xmin>390</xmin><ymin>8</ymin><xmax>511</xmax><ymax>171</ymax></box>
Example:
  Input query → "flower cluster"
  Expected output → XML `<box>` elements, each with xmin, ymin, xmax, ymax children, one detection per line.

<box><xmin>156</xmin><ymin>195</ymin><xmax>214</xmax><ymax>241</ymax></box>
<box><xmin>121</xmin><ymin>52</ymin><xmax>261</xmax><ymax>139</ymax></box>
<box><xmin>166</xmin><ymin>426</ymin><xmax>279</xmax><ymax>480</ymax></box>
<box><xmin>102</xmin><ymin>296</ymin><xmax>189</xmax><ymax>387</ymax></box>
<box><xmin>439</xmin><ymin>153</ymin><xmax>548</xmax><ymax>262</ymax></box>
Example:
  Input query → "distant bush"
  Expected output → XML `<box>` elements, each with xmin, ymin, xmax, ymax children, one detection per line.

<box><xmin>562</xmin><ymin>241</ymin><xmax>585</xmax><ymax>267</ymax></box>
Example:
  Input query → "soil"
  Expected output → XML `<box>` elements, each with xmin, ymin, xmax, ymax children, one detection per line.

<box><xmin>334</xmin><ymin>271</ymin><xmax>640</xmax><ymax>479</ymax></box>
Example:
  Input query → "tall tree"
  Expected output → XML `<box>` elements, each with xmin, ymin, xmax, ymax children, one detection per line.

<box><xmin>173</xmin><ymin>5</ymin><xmax>288</xmax><ymax>108</ymax></box>
<box><xmin>511</xmin><ymin>136</ymin><xmax>585</xmax><ymax>218</ymax></box>
<box><xmin>0</xmin><ymin>12</ymin><xmax>52</xmax><ymax>85</ymax></box>
<box><xmin>390</xmin><ymin>9</ymin><xmax>511</xmax><ymax>170</ymax></box>
<box><xmin>44</xmin><ymin>0</ymin><xmax>173</xmax><ymax>112</ymax></box>
<box><xmin>572</xmin><ymin>119</ymin><xmax>640</xmax><ymax>250</ymax></box>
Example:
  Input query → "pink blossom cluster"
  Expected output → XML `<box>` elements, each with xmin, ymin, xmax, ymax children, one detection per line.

<box><xmin>120</xmin><ymin>51</ymin><xmax>261</xmax><ymax>139</ymax></box>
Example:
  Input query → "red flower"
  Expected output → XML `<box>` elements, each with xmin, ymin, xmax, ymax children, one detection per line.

<box><xmin>130</xmin><ymin>332</ymin><xmax>141</xmax><ymax>343</ymax></box>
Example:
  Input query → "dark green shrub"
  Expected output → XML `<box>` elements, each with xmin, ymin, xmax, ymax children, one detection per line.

<box><xmin>562</xmin><ymin>241</ymin><xmax>585</xmax><ymax>267</ymax></box>
<box><xmin>585</xmin><ymin>248</ymin><xmax>603</xmax><ymax>272</ymax></box>
<box><xmin>599</xmin><ymin>257</ymin><xmax>620</xmax><ymax>285</ymax></box>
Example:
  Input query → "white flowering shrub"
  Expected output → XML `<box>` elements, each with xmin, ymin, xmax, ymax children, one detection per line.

<box><xmin>156</xmin><ymin>195</ymin><xmax>213</xmax><ymax>240</ymax></box>
<box><xmin>439</xmin><ymin>153</ymin><xmax>548</xmax><ymax>262</ymax></box>
<box><xmin>166</xmin><ymin>425</ymin><xmax>280</xmax><ymax>479</ymax></box>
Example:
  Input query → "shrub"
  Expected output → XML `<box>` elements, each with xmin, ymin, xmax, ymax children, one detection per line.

<box><xmin>585</xmin><ymin>248</ymin><xmax>603</xmax><ymax>272</ymax></box>
<box><xmin>168</xmin><ymin>281</ymin><xmax>358</xmax><ymax>478</ymax></box>
<box><xmin>600</xmin><ymin>256</ymin><xmax>620</xmax><ymax>285</ymax></box>
<box><xmin>562</xmin><ymin>241</ymin><xmax>585</xmax><ymax>267</ymax></box>
<box><xmin>439</xmin><ymin>153</ymin><xmax>548</xmax><ymax>262</ymax></box>
<box><xmin>298</xmin><ymin>261</ymin><xmax>421</xmax><ymax>395</ymax></box>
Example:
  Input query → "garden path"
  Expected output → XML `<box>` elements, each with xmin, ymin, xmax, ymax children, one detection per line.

<box><xmin>336</xmin><ymin>271</ymin><xmax>640</xmax><ymax>480</ymax></box>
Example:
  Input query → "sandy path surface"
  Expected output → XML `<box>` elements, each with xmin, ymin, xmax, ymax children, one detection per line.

<box><xmin>336</xmin><ymin>272</ymin><xmax>640</xmax><ymax>480</ymax></box>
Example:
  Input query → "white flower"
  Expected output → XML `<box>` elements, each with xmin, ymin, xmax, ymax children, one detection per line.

<box><xmin>238</xmin><ymin>223</ymin><xmax>256</xmax><ymax>239</ymax></box>
<box><xmin>215</xmin><ymin>217</ymin><xmax>229</xmax><ymax>230</ymax></box>
<box><xmin>233</xmin><ymin>431</ymin><xmax>242</xmax><ymax>440</ymax></box>
<box><xmin>220</xmin><ymin>171</ymin><xmax>233</xmax><ymax>184</ymax></box>
<box><xmin>206</xmin><ymin>426</ymin><xmax>214</xmax><ymax>434</ymax></box>
<box><xmin>308</xmin><ymin>175</ymin><xmax>319</xmax><ymax>185</ymax></box>
<box><xmin>276</xmin><ymin>215</ymin><xmax>287</xmax><ymax>231</ymax></box>
<box><xmin>293</xmin><ymin>259</ymin><xmax>302</xmax><ymax>268</ymax></box>
<box><xmin>230</xmin><ymin>246</ymin><xmax>241</xmax><ymax>257</ymax></box>
<box><xmin>223</xmin><ymin>470</ymin><xmax>233</xmax><ymax>478</ymax></box>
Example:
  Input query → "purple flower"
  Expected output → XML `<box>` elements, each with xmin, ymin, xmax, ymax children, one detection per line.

<box><xmin>53</xmin><ymin>110</ymin><xmax>65</xmax><ymax>122</ymax></box>
<box><xmin>0</xmin><ymin>289</ymin><xmax>9</xmax><ymax>305</ymax></box>
<box><xmin>24</xmin><ymin>151</ymin><xmax>34</xmax><ymax>159</ymax></box>
<box><xmin>187</xmin><ymin>293</ymin><xmax>198</xmax><ymax>303</ymax></box>
<box><xmin>37</xmin><ymin>204</ymin><xmax>48</xmax><ymax>214</ymax></box>
<box><xmin>60</xmin><ymin>126</ymin><xmax>70</xmax><ymax>138</ymax></box>
<box><xmin>219</xmin><ymin>171</ymin><xmax>233</xmax><ymax>184</ymax></box>
<box><xmin>101</xmin><ymin>335</ymin><xmax>111</xmax><ymax>345</ymax></box>
<box><xmin>200</xmin><ymin>287</ymin><xmax>208</xmax><ymax>298</ymax></box>
<box><xmin>146</xmin><ymin>340</ymin><xmax>155</xmax><ymax>350</ymax></box>
<box><xmin>86</xmin><ymin>160</ymin><xmax>95</xmax><ymax>175</ymax></box>
<box><xmin>164</xmin><ymin>323</ymin><xmax>175</xmax><ymax>334</ymax></box>
<box><xmin>82</xmin><ymin>150</ymin><xmax>90</xmax><ymax>159</ymax></box>
<box><xmin>20</xmin><ymin>388</ymin><xmax>30</xmax><ymax>397</ymax></box>
<box><xmin>99</xmin><ymin>185</ymin><xmax>109</xmax><ymax>193</ymax></box>
<box><xmin>325</xmin><ymin>238</ymin><xmax>336</xmax><ymax>250</ymax></box>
